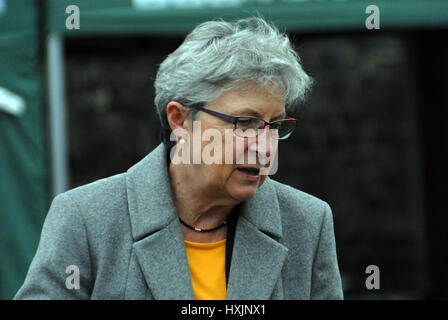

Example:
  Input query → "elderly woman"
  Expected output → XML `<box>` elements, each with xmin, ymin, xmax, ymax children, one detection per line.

<box><xmin>15</xmin><ymin>17</ymin><xmax>343</xmax><ymax>300</ymax></box>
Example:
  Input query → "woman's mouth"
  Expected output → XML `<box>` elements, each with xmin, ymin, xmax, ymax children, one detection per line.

<box><xmin>236</xmin><ymin>167</ymin><xmax>260</xmax><ymax>181</ymax></box>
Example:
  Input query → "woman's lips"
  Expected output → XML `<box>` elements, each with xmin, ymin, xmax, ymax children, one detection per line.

<box><xmin>236</xmin><ymin>167</ymin><xmax>260</xmax><ymax>181</ymax></box>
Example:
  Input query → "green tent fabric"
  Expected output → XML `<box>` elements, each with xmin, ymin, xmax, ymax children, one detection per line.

<box><xmin>0</xmin><ymin>0</ymin><xmax>48</xmax><ymax>299</ymax></box>
<box><xmin>46</xmin><ymin>0</ymin><xmax>448</xmax><ymax>35</ymax></box>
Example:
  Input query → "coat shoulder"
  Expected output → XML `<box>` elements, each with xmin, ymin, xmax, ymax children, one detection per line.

<box><xmin>268</xmin><ymin>178</ymin><xmax>329</xmax><ymax>213</ymax></box>
<box><xmin>58</xmin><ymin>173</ymin><xmax>130</xmax><ymax>232</ymax></box>
<box><xmin>64</xmin><ymin>173</ymin><xmax>127</xmax><ymax>205</ymax></box>
<box><xmin>267</xmin><ymin>178</ymin><xmax>331</xmax><ymax>231</ymax></box>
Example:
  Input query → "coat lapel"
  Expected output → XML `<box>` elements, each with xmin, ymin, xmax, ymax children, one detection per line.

<box><xmin>126</xmin><ymin>144</ymin><xmax>194</xmax><ymax>300</ymax></box>
<box><xmin>226</xmin><ymin>178</ymin><xmax>289</xmax><ymax>299</ymax></box>
<box><xmin>132</xmin><ymin>219</ymin><xmax>194</xmax><ymax>299</ymax></box>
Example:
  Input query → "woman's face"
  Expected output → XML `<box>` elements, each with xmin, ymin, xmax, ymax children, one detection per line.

<box><xmin>183</xmin><ymin>83</ymin><xmax>285</xmax><ymax>202</ymax></box>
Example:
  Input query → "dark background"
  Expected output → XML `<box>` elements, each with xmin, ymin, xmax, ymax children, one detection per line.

<box><xmin>64</xmin><ymin>29</ymin><xmax>448</xmax><ymax>299</ymax></box>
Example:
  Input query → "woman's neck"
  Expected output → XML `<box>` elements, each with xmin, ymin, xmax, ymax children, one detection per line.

<box><xmin>168</xmin><ymin>161</ymin><xmax>237</xmax><ymax>243</ymax></box>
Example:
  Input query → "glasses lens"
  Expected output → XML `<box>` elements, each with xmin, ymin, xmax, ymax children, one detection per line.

<box><xmin>235</xmin><ymin>117</ymin><xmax>263</xmax><ymax>138</ymax></box>
<box><xmin>275</xmin><ymin>119</ymin><xmax>296</xmax><ymax>140</ymax></box>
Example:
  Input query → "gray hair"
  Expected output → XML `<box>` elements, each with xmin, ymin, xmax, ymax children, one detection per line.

<box><xmin>154</xmin><ymin>16</ymin><xmax>313</xmax><ymax>147</ymax></box>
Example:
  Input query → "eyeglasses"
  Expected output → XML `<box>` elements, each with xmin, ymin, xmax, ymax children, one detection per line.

<box><xmin>191</xmin><ymin>106</ymin><xmax>296</xmax><ymax>140</ymax></box>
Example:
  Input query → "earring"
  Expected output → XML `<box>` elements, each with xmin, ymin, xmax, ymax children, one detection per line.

<box><xmin>178</xmin><ymin>138</ymin><xmax>185</xmax><ymax>145</ymax></box>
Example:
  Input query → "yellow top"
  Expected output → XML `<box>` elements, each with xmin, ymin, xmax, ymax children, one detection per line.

<box><xmin>184</xmin><ymin>239</ymin><xmax>227</xmax><ymax>300</ymax></box>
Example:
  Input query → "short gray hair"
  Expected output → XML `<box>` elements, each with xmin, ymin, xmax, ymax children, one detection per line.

<box><xmin>154</xmin><ymin>16</ymin><xmax>313</xmax><ymax>147</ymax></box>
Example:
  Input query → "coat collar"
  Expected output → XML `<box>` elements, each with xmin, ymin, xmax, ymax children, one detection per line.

<box><xmin>126</xmin><ymin>143</ymin><xmax>178</xmax><ymax>241</ymax></box>
<box><xmin>126</xmin><ymin>143</ymin><xmax>288</xmax><ymax>299</ymax></box>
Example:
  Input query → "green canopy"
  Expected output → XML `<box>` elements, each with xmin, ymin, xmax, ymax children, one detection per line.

<box><xmin>46</xmin><ymin>0</ymin><xmax>448</xmax><ymax>35</ymax></box>
<box><xmin>0</xmin><ymin>0</ymin><xmax>48</xmax><ymax>299</ymax></box>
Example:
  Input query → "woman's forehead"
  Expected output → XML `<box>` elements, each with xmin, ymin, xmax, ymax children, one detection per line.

<box><xmin>208</xmin><ymin>84</ymin><xmax>285</xmax><ymax>117</ymax></box>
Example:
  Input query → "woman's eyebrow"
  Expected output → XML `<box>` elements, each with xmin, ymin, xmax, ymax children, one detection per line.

<box><xmin>272</xmin><ymin>112</ymin><xmax>287</xmax><ymax>121</ymax></box>
<box><xmin>236</xmin><ymin>107</ymin><xmax>286</xmax><ymax>120</ymax></box>
<box><xmin>234</xmin><ymin>107</ymin><xmax>261</xmax><ymax>117</ymax></box>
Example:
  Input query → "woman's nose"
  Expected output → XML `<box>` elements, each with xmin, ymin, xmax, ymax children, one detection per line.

<box><xmin>248</xmin><ymin>127</ymin><xmax>274</xmax><ymax>162</ymax></box>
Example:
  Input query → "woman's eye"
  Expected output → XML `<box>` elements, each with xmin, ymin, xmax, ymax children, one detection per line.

<box><xmin>237</xmin><ymin>118</ymin><xmax>256</xmax><ymax>127</ymax></box>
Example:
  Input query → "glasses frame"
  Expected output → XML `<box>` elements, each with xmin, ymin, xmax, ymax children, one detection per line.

<box><xmin>190</xmin><ymin>105</ymin><xmax>297</xmax><ymax>140</ymax></box>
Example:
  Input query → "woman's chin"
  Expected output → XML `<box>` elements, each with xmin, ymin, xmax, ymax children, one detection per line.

<box><xmin>228</xmin><ymin>184</ymin><xmax>259</xmax><ymax>201</ymax></box>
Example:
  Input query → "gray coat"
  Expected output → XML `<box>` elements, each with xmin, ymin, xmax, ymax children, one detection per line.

<box><xmin>15</xmin><ymin>143</ymin><xmax>343</xmax><ymax>300</ymax></box>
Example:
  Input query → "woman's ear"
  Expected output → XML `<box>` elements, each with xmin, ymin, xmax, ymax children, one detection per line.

<box><xmin>166</xmin><ymin>101</ymin><xmax>188</xmax><ymax>132</ymax></box>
